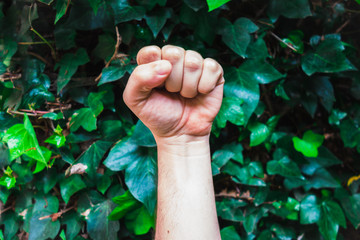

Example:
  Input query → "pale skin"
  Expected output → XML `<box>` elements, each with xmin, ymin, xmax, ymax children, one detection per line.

<box><xmin>123</xmin><ymin>45</ymin><xmax>224</xmax><ymax>240</ymax></box>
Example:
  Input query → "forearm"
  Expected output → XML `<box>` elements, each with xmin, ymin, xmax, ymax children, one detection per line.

<box><xmin>155</xmin><ymin>135</ymin><xmax>221</xmax><ymax>240</ymax></box>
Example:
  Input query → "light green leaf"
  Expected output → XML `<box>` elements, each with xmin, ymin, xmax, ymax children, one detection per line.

<box><xmin>69</xmin><ymin>108</ymin><xmax>97</xmax><ymax>132</ymax></box>
<box><xmin>302</xmin><ymin>38</ymin><xmax>356</xmax><ymax>76</ymax></box>
<box><xmin>248</xmin><ymin>122</ymin><xmax>270</xmax><ymax>147</ymax></box>
<box><xmin>45</xmin><ymin>125</ymin><xmax>66</xmax><ymax>148</ymax></box>
<box><xmin>87</xmin><ymin>91</ymin><xmax>106</xmax><ymax>117</ymax></box>
<box><xmin>109</xmin><ymin>191</ymin><xmax>140</xmax><ymax>220</ymax></box>
<box><xmin>60</xmin><ymin>175</ymin><xmax>87</xmax><ymax>204</ymax></box>
<box><xmin>3</xmin><ymin>114</ymin><xmax>47</xmax><ymax>164</ymax></box>
<box><xmin>55</xmin><ymin>48</ymin><xmax>90</xmax><ymax>93</ymax></box>
<box><xmin>293</xmin><ymin>130</ymin><xmax>324</xmax><ymax>157</ymax></box>
<box><xmin>124</xmin><ymin>205</ymin><xmax>154</xmax><ymax>235</ymax></box>
<box><xmin>207</xmin><ymin>0</ymin><xmax>231</xmax><ymax>11</ymax></box>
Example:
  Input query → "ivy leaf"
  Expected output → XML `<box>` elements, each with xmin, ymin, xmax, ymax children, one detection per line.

<box><xmin>87</xmin><ymin>199</ymin><xmax>119</xmax><ymax>240</ymax></box>
<box><xmin>54</xmin><ymin>0</ymin><xmax>68</xmax><ymax>24</ymax></box>
<box><xmin>145</xmin><ymin>8</ymin><xmax>172</xmax><ymax>38</ymax></box>
<box><xmin>302</xmin><ymin>38</ymin><xmax>356</xmax><ymax>76</ymax></box>
<box><xmin>69</xmin><ymin>108</ymin><xmax>97</xmax><ymax>132</ymax></box>
<box><xmin>267</xmin><ymin>0</ymin><xmax>312</xmax><ymax>22</ymax></box>
<box><xmin>224</xmin><ymin>67</ymin><xmax>259</xmax><ymax>125</ymax></box>
<box><xmin>1</xmin><ymin>211</ymin><xmax>19</xmax><ymax>240</ymax></box>
<box><xmin>77</xmin><ymin>140</ymin><xmax>113</xmax><ymax>179</ymax></box>
<box><xmin>87</xmin><ymin>91</ymin><xmax>106</xmax><ymax>117</ymax></box>
<box><xmin>214</xmin><ymin>97</ymin><xmax>245</xmax><ymax>129</ymax></box>
<box><xmin>55</xmin><ymin>48</ymin><xmax>90</xmax><ymax>93</ymax></box>
<box><xmin>212</xmin><ymin>143</ymin><xmax>243</xmax><ymax>175</ymax></box>
<box><xmin>109</xmin><ymin>191</ymin><xmax>140</xmax><ymax>220</ymax></box>
<box><xmin>104</xmin><ymin>140</ymin><xmax>157</xmax><ymax>215</ymax></box>
<box><xmin>328</xmin><ymin>109</ymin><xmax>347</xmax><ymax>126</ymax></box>
<box><xmin>207</xmin><ymin>0</ymin><xmax>231</xmax><ymax>11</ymax></box>
<box><xmin>339</xmin><ymin>118</ymin><xmax>360</xmax><ymax>150</ymax></box>
<box><xmin>240</xmin><ymin>60</ymin><xmax>285</xmax><ymax>84</ymax></box>
<box><xmin>110</xmin><ymin>0</ymin><xmax>146</xmax><ymax>24</ymax></box>
<box><xmin>292</xmin><ymin>130</ymin><xmax>324</xmax><ymax>157</ymax></box>
<box><xmin>304</xmin><ymin>167</ymin><xmax>340</xmax><ymax>190</ymax></box>
<box><xmin>124</xmin><ymin>205</ymin><xmax>155</xmax><ymax>235</ymax></box>
<box><xmin>300</xmin><ymin>195</ymin><xmax>321</xmax><ymax>224</ymax></box>
<box><xmin>59</xmin><ymin>175</ymin><xmax>87</xmax><ymax>204</ymax></box>
<box><xmin>248</xmin><ymin>122</ymin><xmax>270</xmax><ymax>147</ymax></box>
<box><xmin>131</xmin><ymin>120</ymin><xmax>156</xmax><ymax>147</ymax></box>
<box><xmin>335</xmin><ymin>189</ymin><xmax>360</xmax><ymax>229</ymax></box>
<box><xmin>219</xmin><ymin>18</ymin><xmax>258</xmax><ymax>58</ymax></box>
<box><xmin>220</xmin><ymin>226</ymin><xmax>242</xmax><ymax>240</ymax></box>
<box><xmin>61</xmin><ymin>211</ymin><xmax>82</xmax><ymax>240</ymax></box>
<box><xmin>45</xmin><ymin>125</ymin><xmax>66</xmax><ymax>148</ymax></box>
<box><xmin>216</xmin><ymin>198</ymin><xmax>247</xmax><ymax>222</ymax></box>
<box><xmin>266</xmin><ymin>156</ymin><xmax>303</xmax><ymax>178</ymax></box>
<box><xmin>3</xmin><ymin>114</ymin><xmax>47</xmax><ymax>164</ymax></box>
<box><xmin>98</xmin><ymin>64</ymin><xmax>134</xmax><ymax>86</ymax></box>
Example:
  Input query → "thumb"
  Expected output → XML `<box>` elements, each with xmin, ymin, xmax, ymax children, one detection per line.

<box><xmin>123</xmin><ymin>60</ymin><xmax>172</xmax><ymax>109</ymax></box>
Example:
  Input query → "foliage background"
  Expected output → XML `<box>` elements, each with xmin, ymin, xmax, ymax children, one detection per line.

<box><xmin>1</xmin><ymin>0</ymin><xmax>360</xmax><ymax>239</ymax></box>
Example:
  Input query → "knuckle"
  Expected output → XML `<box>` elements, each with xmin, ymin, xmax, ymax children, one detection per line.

<box><xmin>204</xmin><ymin>58</ymin><xmax>221</xmax><ymax>73</ymax></box>
<box><xmin>162</xmin><ymin>45</ymin><xmax>184</xmax><ymax>62</ymax></box>
<box><xmin>137</xmin><ymin>45</ymin><xmax>161</xmax><ymax>64</ymax></box>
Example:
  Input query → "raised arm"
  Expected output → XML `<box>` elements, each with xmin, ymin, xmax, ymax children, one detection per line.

<box><xmin>123</xmin><ymin>45</ymin><xmax>224</xmax><ymax>240</ymax></box>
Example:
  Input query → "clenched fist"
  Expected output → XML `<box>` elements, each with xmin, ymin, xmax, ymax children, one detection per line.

<box><xmin>123</xmin><ymin>45</ymin><xmax>224</xmax><ymax>140</ymax></box>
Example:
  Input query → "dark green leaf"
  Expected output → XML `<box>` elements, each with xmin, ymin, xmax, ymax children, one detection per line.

<box><xmin>145</xmin><ymin>8</ymin><xmax>172</xmax><ymax>38</ymax></box>
<box><xmin>69</xmin><ymin>108</ymin><xmax>97</xmax><ymax>132</ymax></box>
<box><xmin>302</xmin><ymin>38</ymin><xmax>356</xmax><ymax>76</ymax></box>
<box><xmin>267</xmin><ymin>156</ymin><xmax>302</xmax><ymax>178</ymax></box>
<box><xmin>216</xmin><ymin>198</ymin><xmax>247</xmax><ymax>222</ymax></box>
<box><xmin>300</xmin><ymin>195</ymin><xmax>321</xmax><ymax>224</ymax></box>
<box><xmin>214</xmin><ymin>97</ymin><xmax>245</xmax><ymax>129</ymax></box>
<box><xmin>131</xmin><ymin>120</ymin><xmax>156</xmax><ymax>147</ymax></box>
<box><xmin>110</xmin><ymin>0</ymin><xmax>146</xmax><ymax>24</ymax></box>
<box><xmin>87</xmin><ymin>199</ymin><xmax>119</xmax><ymax>240</ymax></box>
<box><xmin>220</xmin><ymin>226</ymin><xmax>242</xmax><ymax>240</ymax></box>
<box><xmin>55</xmin><ymin>48</ymin><xmax>90</xmax><ymax>93</ymax></box>
<box><xmin>267</xmin><ymin>0</ymin><xmax>312</xmax><ymax>21</ymax></box>
<box><xmin>61</xmin><ymin>211</ymin><xmax>82</xmax><ymax>240</ymax></box>
<box><xmin>219</xmin><ymin>18</ymin><xmax>258</xmax><ymax>58</ymax></box>
<box><xmin>60</xmin><ymin>175</ymin><xmax>87</xmax><ymax>204</ymax></box>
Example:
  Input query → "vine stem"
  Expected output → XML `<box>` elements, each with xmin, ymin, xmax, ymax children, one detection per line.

<box><xmin>95</xmin><ymin>26</ymin><xmax>122</xmax><ymax>82</ymax></box>
<box><xmin>269</xmin><ymin>31</ymin><xmax>299</xmax><ymax>53</ymax></box>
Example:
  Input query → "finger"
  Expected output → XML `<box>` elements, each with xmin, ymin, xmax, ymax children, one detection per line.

<box><xmin>180</xmin><ymin>50</ymin><xmax>203</xmax><ymax>98</ymax></box>
<box><xmin>137</xmin><ymin>45</ymin><xmax>162</xmax><ymax>65</ymax></box>
<box><xmin>161</xmin><ymin>45</ymin><xmax>185</xmax><ymax>92</ymax></box>
<box><xmin>123</xmin><ymin>60</ymin><xmax>172</xmax><ymax>109</ymax></box>
<box><xmin>198</xmin><ymin>58</ymin><xmax>224</xmax><ymax>94</ymax></box>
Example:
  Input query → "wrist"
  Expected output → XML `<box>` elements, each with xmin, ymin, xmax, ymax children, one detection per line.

<box><xmin>155</xmin><ymin>134</ymin><xmax>210</xmax><ymax>158</ymax></box>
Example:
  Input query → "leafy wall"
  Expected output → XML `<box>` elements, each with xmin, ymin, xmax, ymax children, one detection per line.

<box><xmin>1</xmin><ymin>0</ymin><xmax>360</xmax><ymax>239</ymax></box>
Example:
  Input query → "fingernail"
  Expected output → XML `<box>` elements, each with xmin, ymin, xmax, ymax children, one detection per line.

<box><xmin>155</xmin><ymin>60</ymin><xmax>171</xmax><ymax>75</ymax></box>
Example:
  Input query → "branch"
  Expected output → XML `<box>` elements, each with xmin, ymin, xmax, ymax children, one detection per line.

<box><xmin>38</xmin><ymin>206</ymin><xmax>75</xmax><ymax>221</ymax></box>
<box><xmin>269</xmin><ymin>31</ymin><xmax>299</xmax><ymax>53</ymax></box>
<box><xmin>95</xmin><ymin>26</ymin><xmax>122</xmax><ymax>82</ymax></box>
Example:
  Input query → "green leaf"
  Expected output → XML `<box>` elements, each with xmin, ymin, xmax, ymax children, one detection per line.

<box><xmin>216</xmin><ymin>198</ymin><xmax>247</xmax><ymax>222</ymax></box>
<box><xmin>110</xmin><ymin>0</ymin><xmax>146</xmax><ymax>24</ymax></box>
<box><xmin>2</xmin><ymin>211</ymin><xmax>19</xmax><ymax>240</ymax></box>
<box><xmin>219</xmin><ymin>18</ymin><xmax>258</xmax><ymax>58</ymax></box>
<box><xmin>60</xmin><ymin>175</ymin><xmax>87</xmax><ymax>204</ymax></box>
<box><xmin>145</xmin><ymin>8</ymin><xmax>172</xmax><ymax>38</ymax></box>
<box><xmin>104</xmin><ymin>140</ymin><xmax>157</xmax><ymax>215</ymax></box>
<box><xmin>99</xmin><ymin>65</ymin><xmax>130</xmax><ymax>85</ymax></box>
<box><xmin>239</xmin><ymin>60</ymin><xmax>285</xmax><ymax>84</ymax></box>
<box><xmin>77</xmin><ymin>140</ymin><xmax>113</xmax><ymax>179</ymax></box>
<box><xmin>293</xmin><ymin>130</ymin><xmax>324</xmax><ymax>157</ymax></box>
<box><xmin>45</xmin><ymin>125</ymin><xmax>66</xmax><ymax>148</ymax></box>
<box><xmin>206</xmin><ymin>0</ymin><xmax>230</xmax><ymax>11</ymax></box>
<box><xmin>335</xmin><ymin>189</ymin><xmax>360</xmax><ymax>229</ymax></box>
<box><xmin>61</xmin><ymin>211</ymin><xmax>82</xmax><ymax>240</ymax></box>
<box><xmin>243</xmin><ymin>207</ymin><xmax>268</xmax><ymax>233</ymax></box>
<box><xmin>87</xmin><ymin>199</ymin><xmax>119</xmax><ymax>240</ymax></box>
<box><xmin>54</xmin><ymin>0</ymin><xmax>67</xmax><ymax>24</ymax></box>
<box><xmin>302</xmin><ymin>38</ymin><xmax>356</xmax><ymax>76</ymax></box>
<box><xmin>322</xmin><ymin>200</ymin><xmax>346</xmax><ymax>228</ymax></box>
<box><xmin>329</xmin><ymin>109</ymin><xmax>347</xmax><ymax>126</ymax></box>
<box><xmin>223</xmin><ymin>161</ymin><xmax>266</xmax><ymax>187</ymax></box>
<box><xmin>309</xmin><ymin>77</ymin><xmax>335</xmax><ymax>112</ymax></box>
<box><xmin>131</xmin><ymin>120</ymin><xmax>156</xmax><ymax>147</ymax></box>
<box><xmin>214</xmin><ymin>97</ymin><xmax>245</xmax><ymax>129</ymax></box>
<box><xmin>69</xmin><ymin>108</ymin><xmax>97</xmax><ymax>132</ymax></box>
<box><xmin>339</xmin><ymin>118</ymin><xmax>360</xmax><ymax>150</ymax></box>
<box><xmin>300</xmin><ymin>195</ymin><xmax>321</xmax><ymax>224</ymax></box>
<box><xmin>248</xmin><ymin>122</ymin><xmax>270</xmax><ymax>147</ymax></box>
<box><xmin>3</xmin><ymin>114</ymin><xmax>47</xmax><ymax>164</ymax></box>
<box><xmin>55</xmin><ymin>48</ymin><xmax>90</xmax><ymax>93</ymax></box>
<box><xmin>109</xmin><ymin>191</ymin><xmax>140</xmax><ymax>220</ymax></box>
<box><xmin>212</xmin><ymin>143</ymin><xmax>243</xmax><ymax>175</ymax></box>
<box><xmin>267</xmin><ymin>156</ymin><xmax>303</xmax><ymax>178</ymax></box>
<box><xmin>87</xmin><ymin>91</ymin><xmax>106</xmax><ymax>117</ymax></box>
<box><xmin>304</xmin><ymin>167</ymin><xmax>340</xmax><ymax>190</ymax></box>
<box><xmin>220</xmin><ymin>226</ymin><xmax>242</xmax><ymax>240</ymax></box>
<box><xmin>267</xmin><ymin>0</ymin><xmax>312</xmax><ymax>22</ymax></box>
<box><xmin>124</xmin><ymin>205</ymin><xmax>154</xmax><ymax>235</ymax></box>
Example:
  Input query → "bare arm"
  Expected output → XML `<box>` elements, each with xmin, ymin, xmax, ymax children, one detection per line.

<box><xmin>123</xmin><ymin>45</ymin><xmax>224</xmax><ymax>240</ymax></box>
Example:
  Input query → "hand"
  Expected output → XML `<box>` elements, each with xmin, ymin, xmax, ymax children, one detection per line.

<box><xmin>123</xmin><ymin>45</ymin><xmax>224</xmax><ymax>141</ymax></box>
